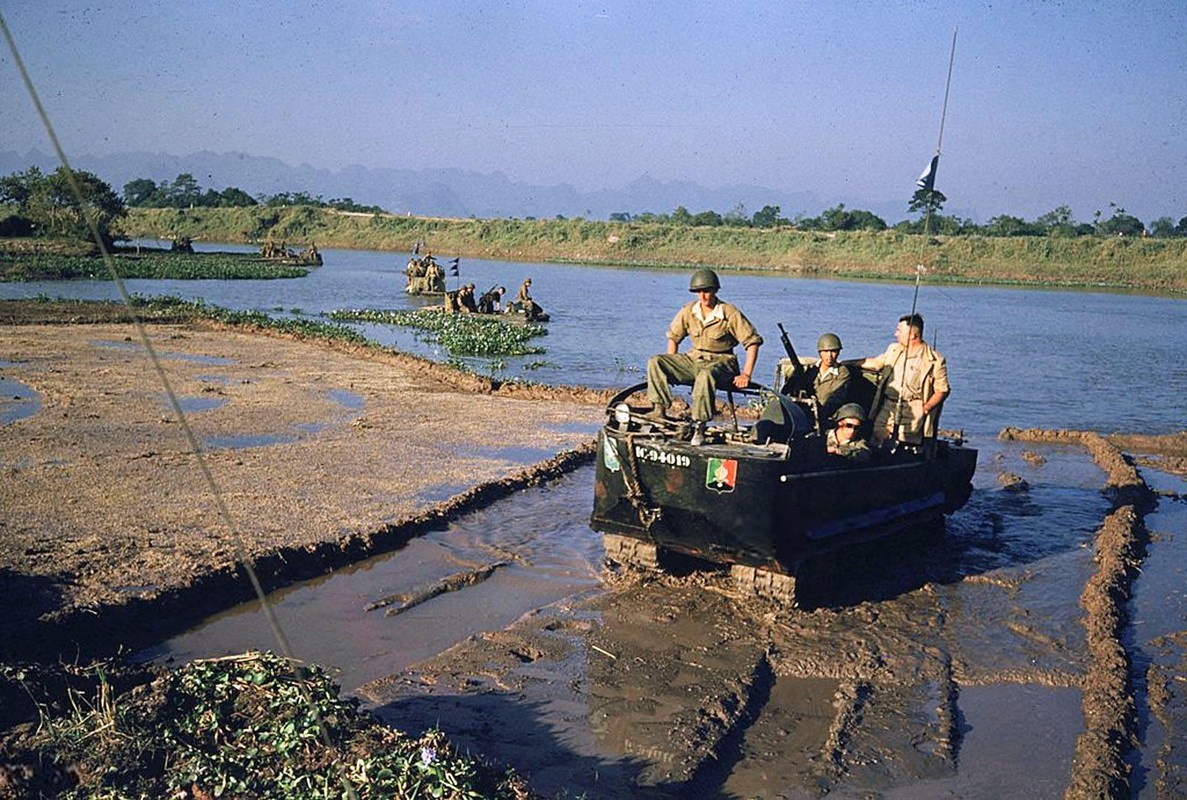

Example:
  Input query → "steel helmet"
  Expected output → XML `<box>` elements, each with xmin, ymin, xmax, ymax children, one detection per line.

<box><xmin>689</xmin><ymin>269</ymin><xmax>721</xmax><ymax>292</ymax></box>
<box><xmin>831</xmin><ymin>402</ymin><xmax>866</xmax><ymax>422</ymax></box>
<box><xmin>816</xmin><ymin>332</ymin><xmax>843</xmax><ymax>352</ymax></box>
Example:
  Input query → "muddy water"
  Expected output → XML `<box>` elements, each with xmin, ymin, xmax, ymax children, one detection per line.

<box><xmin>140</xmin><ymin>433</ymin><xmax>1153</xmax><ymax>798</ymax></box>
<box><xmin>1126</xmin><ymin>467</ymin><xmax>1187</xmax><ymax>798</ymax></box>
<box><xmin>140</xmin><ymin>469</ymin><xmax>605</xmax><ymax>691</ymax></box>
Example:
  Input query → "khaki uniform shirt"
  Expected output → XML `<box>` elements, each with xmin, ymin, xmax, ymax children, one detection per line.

<box><xmin>516</xmin><ymin>281</ymin><xmax>533</xmax><ymax>304</ymax></box>
<box><xmin>667</xmin><ymin>300</ymin><xmax>763</xmax><ymax>357</ymax></box>
<box><xmin>866</xmin><ymin>341</ymin><xmax>950</xmax><ymax>439</ymax></box>
<box><xmin>812</xmin><ymin>364</ymin><xmax>852</xmax><ymax>421</ymax></box>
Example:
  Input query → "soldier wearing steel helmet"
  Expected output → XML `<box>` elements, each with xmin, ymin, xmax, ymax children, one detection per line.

<box><xmin>809</xmin><ymin>331</ymin><xmax>852</xmax><ymax>424</ymax></box>
<box><xmin>645</xmin><ymin>269</ymin><xmax>763</xmax><ymax>446</ymax></box>
<box><xmin>825</xmin><ymin>402</ymin><xmax>872</xmax><ymax>462</ymax></box>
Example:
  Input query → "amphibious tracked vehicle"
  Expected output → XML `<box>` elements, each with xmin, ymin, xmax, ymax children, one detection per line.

<box><xmin>591</xmin><ymin>358</ymin><xmax>977</xmax><ymax>604</ymax></box>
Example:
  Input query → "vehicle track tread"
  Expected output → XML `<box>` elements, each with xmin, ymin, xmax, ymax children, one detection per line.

<box><xmin>602</xmin><ymin>533</ymin><xmax>660</xmax><ymax>570</ymax></box>
<box><xmin>731</xmin><ymin>564</ymin><xmax>797</xmax><ymax>605</ymax></box>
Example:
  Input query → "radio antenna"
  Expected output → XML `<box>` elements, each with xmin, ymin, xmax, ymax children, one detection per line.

<box><xmin>894</xmin><ymin>27</ymin><xmax>957</xmax><ymax>446</ymax></box>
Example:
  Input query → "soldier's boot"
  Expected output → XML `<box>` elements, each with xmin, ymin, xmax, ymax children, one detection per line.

<box><xmin>690</xmin><ymin>422</ymin><xmax>707</xmax><ymax>446</ymax></box>
<box><xmin>643</xmin><ymin>405</ymin><xmax>672</xmax><ymax>423</ymax></box>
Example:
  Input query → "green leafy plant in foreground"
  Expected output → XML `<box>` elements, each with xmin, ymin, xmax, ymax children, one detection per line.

<box><xmin>2</xmin><ymin>651</ymin><xmax>534</xmax><ymax>799</ymax></box>
<box><xmin>328</xmin><ymin>308</ymin><xmax>547</xmax><ymax>357</ymax></box>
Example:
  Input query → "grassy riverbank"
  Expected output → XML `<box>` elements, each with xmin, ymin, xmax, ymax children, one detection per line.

<box><xmin>112</xmin><ymin>206</ymin><xmax>1187</xmax><ymax>292</ymax></box>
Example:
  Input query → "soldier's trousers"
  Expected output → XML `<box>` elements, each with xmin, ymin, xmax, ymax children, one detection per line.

<box><xmin>873</xmin><ymin>397</ymin><xmax>927</xmax><ymax>444</ymax></box>
<box><xmin>647</xmin><ymin>352</ymin><xmax>739</xmax><ymax>422</ymax></box>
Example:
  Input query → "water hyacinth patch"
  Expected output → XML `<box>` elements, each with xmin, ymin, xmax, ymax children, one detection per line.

<box><xmin>0</xmin><ymin>651</ymin><xmax>536</xmax><ymax>799</ymax></box>
<box><xmin>0</xmin><ymin>252</ymin><xmax>308</xmax><ymax>281</ymax></box>
<box><xmin>328</xmin><ymin>309</ymin><xmax>547</xmax><ymax>357</ymax></box>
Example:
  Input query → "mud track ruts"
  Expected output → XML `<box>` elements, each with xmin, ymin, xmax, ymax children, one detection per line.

<box><xmin>1001</xmin><ymin>426</ymin><xmax>1158</xmax><ymax>798</ymax></box>
<box><xmin>3</xmin><ymin>442</ymin><xmax>595</xmax><ymax>665</ymax></box>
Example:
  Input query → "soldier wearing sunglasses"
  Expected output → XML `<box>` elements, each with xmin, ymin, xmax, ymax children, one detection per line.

<box><xmin>826</xmin><ymin>403</ymin><xmax>872</xmax><ymax>463</ymax></box>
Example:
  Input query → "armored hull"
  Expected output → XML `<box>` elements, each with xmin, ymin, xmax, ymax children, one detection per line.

<box><xmin>590</xmin><ymin>382</ymin><xmax>977</xmax><ymax>601</ymax></box>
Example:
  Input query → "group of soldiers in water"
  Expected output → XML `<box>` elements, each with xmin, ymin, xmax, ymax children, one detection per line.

<box><xmin>404</xmin><ymin>252</ymin><xmax>447</xmax><ymax>294</ymax></box>
<box><xmin>405</xmin><ymin>250</ymin><xmax>546</xmax><ymax>321</ymax></box>
<box><xmin>442</xmin><ymin>277</ymin><xmax>545</xmax><ymax>320</ymax></box>
<box><xmin>645</xmin><ymin>268</ymin><xmax>949</xmax><ymax>452</ymax></box>
<box><xmin>260</xmin><ymin>239</ymin><xmax>322</xmax><ymax>266</ymax></box>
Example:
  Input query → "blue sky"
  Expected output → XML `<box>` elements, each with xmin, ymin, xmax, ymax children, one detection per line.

<box><xmin>2</xmin><ymin>1</ymin><xmax>1185</xmax><ymax>224</ymax></box>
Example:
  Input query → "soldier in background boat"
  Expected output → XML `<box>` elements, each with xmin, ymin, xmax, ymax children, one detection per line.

<box><xmin>826</xmin><ymin>403</ymin><xmax>872</xmax><ymax>462</ymax></box>
<box><xmin>516</xmin><ymin>277</ymin><xmax>533</xmax><ymax>306</ymax></box>
<box><xmin>860</xmin><ymin>313</ymin><xmax>949</xmax><ymax>446</ymax></box>
<box><xmin>404</xmin><ymin>256</ymin><xmax>426</xmax><ymax>293</ymax></box>
<box><xmin>459</xmin><ymin>283</ymin><xmax>479</xmax><ymax>313</ymax></box>
<box><xmin>478</xmin><ymin>286</ymin><xmax>505</xmax><ymax>314</ymax></box>
<box><xmin>807</xmin><ymin>332</ymin><xmax>851</xmax><ymax>425</ymax></box>
<box><xmin>645</xmin><ymin>269</ymin><xmax>762</xmax><ymax>446</ymax></box>
<box><xmin>512</xmin><ymin>277</ymin><xmax>546</xmax><ymax>320</ymax></box>
<box><xmin>424</xmin><ymin>259</ymin><xmax>444</xmax><ymax>292</ymax></box>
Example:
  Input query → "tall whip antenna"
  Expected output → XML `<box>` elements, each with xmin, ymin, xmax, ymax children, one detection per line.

<box><xmin>895</xmin><ymin>27</ymin><xmax>957</xmax><ymax>445</ymax></box>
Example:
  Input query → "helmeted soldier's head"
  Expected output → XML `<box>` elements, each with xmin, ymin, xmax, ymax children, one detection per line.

<box><xmin>832</xmin><ymin>402</ymin><xmax>866</xmax><ymax>423</ymax></box>
<box><xmin>817</xmin><ymin>332</ymin><xmax>842</xmax><ymax>353</ymax></box>
<box><xmin>688</xmin><ymin>269</ymin><xmax>721</xmax><ymax>293</ymax></box>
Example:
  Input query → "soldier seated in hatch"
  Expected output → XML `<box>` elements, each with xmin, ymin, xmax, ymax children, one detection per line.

<box><xmin>807</xmin><ymin>332</ymin><xmax>852</xmax><ymax>425</ymax></box>
<box><xmin>826</xmin><ymin>403</ymin><xmax>872</xmax><ymax>463</ymax></box>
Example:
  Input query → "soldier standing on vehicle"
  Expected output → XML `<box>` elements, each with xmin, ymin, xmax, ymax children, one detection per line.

<box><xmin>859</xmin><ymin>313</ymin><xmax>949</xmax><ymax>445</ymax></box>
<box><xmin>809</xmin><ymin>332</ymin><xmax>851</xmax><ymax>424</ymax></box>
<box><xmin>826</xmin><ymin>403</ymin><xmax>873</xmax><ymax>462</ymax></box>
<box><xmin>646</xmin><ymin>269</ymin><xmax>763</xmax><ymax>446</ymax></box>
<box><xmin>516</xmin><ymin>277</ymin><xmax>533</xmax><ymax>305</ymax></box>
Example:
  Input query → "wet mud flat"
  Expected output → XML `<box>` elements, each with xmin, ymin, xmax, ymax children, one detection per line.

<box><xmin>0</xmin><ymin>316</ymin><xmax>605</xmax><ymax>665</ymax></box>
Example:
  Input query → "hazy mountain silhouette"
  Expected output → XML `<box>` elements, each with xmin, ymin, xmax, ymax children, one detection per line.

<box><xmin>0</xmin><ymin>148</ymin><xmax>909</xmax><ymax>223</ymax></box>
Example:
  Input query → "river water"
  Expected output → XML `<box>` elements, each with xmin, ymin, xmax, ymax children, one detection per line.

<box><xmin>5</xmin><ymin>246</ymin><xmax>1186</xmax><ymax>797</ymax></box>
<box><xmin>3</xmin><ymin>244</ymin><xmax>1186</xmax><ymax>437</ymax></box>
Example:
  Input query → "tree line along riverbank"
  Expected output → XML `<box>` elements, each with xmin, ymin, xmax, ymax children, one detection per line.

<box><xmin>111</xmin><ymin>206</ymin><xmax>1187</xmax><ymax>293</ymax></box>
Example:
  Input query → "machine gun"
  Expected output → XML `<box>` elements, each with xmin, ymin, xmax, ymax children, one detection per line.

<box><xmin>777</xmin><ymin>323</ymin><xmax>811</xmax><ymax>396</ymax></box>
<box><xmin>477</xmin><ymin>283</ymin><xmax>502</xmax><ymax>313</ymax></box>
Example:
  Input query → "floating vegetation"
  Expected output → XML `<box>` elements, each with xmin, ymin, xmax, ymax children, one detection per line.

<box><xmin>0</xmin><ymin>651</ymin><xmax>534</xmax><ymax>799</ymax></box>
<box><xmin>329</xmin><ymin>309</ymin><xmax>547</xmax><ymax>357</ymax></box>
<box><xmin>126</xmin><ymin>295</ymin><xmax>369</xmax><ymax>343</ymax></box>
<box><xmin>0</xmin><ymin>251</ymin><xmax>307</xmax><ymax>281</ymax></box>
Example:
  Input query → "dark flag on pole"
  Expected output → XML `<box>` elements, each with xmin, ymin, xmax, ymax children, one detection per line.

<box><xmin>449</xmin><ymin>258</ymin><xmax>460</xmax><ymax>277</ymax></box>
<box><xmin>916</xmin><ymin>155</ymin><xmax>939</xmax><ymax>192</ymax></box>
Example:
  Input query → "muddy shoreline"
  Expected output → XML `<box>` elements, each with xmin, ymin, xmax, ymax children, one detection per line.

<box><xmin>0</xmin><ymin>311</ymin><xmax>607</xmax><ymax>665</ymax></box>
<box><xmin>4</xmin><ymin>303</ymin><xmax>1186</xmax><ymax>797</ymax></box>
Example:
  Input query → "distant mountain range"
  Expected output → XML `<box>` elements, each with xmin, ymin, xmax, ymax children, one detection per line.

<box><xmin>0</xmin><ymin>148</ymin><xmax>912</xmax><ymax>223</ymax></box>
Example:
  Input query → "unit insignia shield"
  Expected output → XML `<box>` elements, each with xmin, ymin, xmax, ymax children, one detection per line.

<box><xmin>705</xmin><ymin>457</ymin><xmax>737</xmax><ymax>493</ymax></box>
